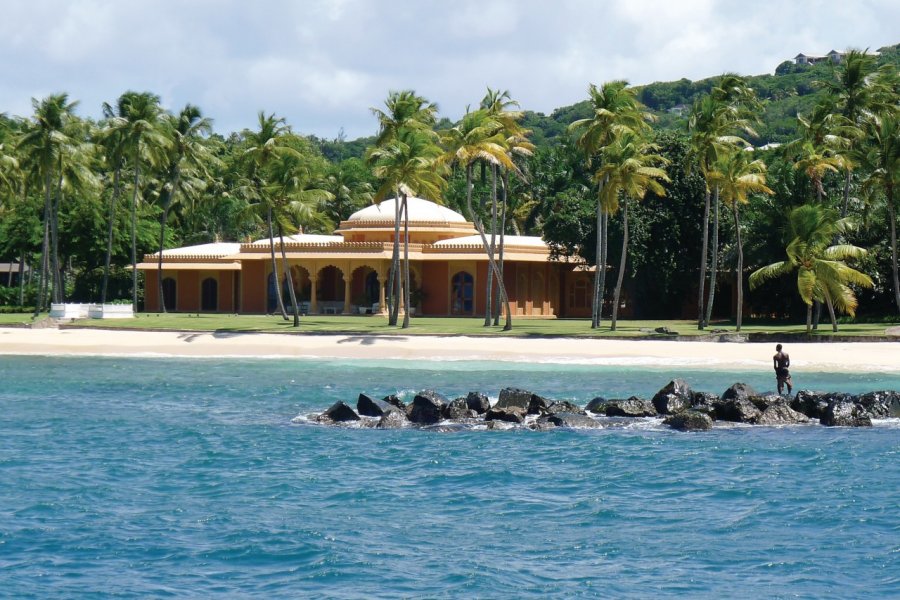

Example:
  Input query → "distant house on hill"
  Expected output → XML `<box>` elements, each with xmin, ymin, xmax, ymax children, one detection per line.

<box><xmin>793</xmin><ymin>49</ymin><xmax>880</xmax><ymax>66</ymax></box>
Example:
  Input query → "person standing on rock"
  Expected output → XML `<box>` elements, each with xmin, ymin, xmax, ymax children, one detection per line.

<box><xmin>773</xmin><ymin>344</ymin><xmax>793</xmax><ymax>395</ymax></box>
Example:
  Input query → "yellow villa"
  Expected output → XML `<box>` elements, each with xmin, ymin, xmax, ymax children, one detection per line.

<box><xmin>137</xmin><ymin>197</ymin><xmax>596</xmax><ymax>318</ymax></box>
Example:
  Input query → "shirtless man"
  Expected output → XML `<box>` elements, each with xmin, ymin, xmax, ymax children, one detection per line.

<box><xmin>773</xmin><ymin>343</ymin><xmax>793</xmax><ymax>395</ymax></box>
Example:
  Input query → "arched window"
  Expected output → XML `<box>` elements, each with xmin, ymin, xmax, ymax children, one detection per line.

<box><xmin>569</xmin><ymin>277</ymin><xmax>591</xmax><ymax>309</ymax></box>
<box><xmin>201</xmin><ymin>277</ymin><xmax>218</xmax><ymax>312</ymax></box>
<box><xmin>451</xmin><ymin>271</ymin><xmax>474</xmax><ymax>315</ymax></box>
<box><xmin>162</xmin><ymin>277</ymin><xmax>176</xmax><ymax>311</ymax></box>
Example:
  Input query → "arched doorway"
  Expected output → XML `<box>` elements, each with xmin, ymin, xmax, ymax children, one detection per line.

<box><xmin>201</xmin><ymin>277</ymin><xmax>218</xmax><ymax>312</ymax></box>
<box><xmin>568</xmin><ymin>276</ymin><xmax>591</xmax><ymax>315</ymax></box>
<box><xmin>450</xmin><ymin>271</ymin><xmax>474</xmax><ymax>315</ymax></box>
<box><xmin>162</xmin><ymin>277</ymin><xmax>176</xmax><ymax>311</ymax></box>
<box><xmin>266</xmin><ymin>272</ymin><xmax>281</xmax><ymax>313</ymax></box>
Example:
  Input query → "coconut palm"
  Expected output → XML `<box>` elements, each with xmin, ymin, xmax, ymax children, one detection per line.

<box><xmin>708</xmin><ymin>149</ymin><xmax>772</xmax><ymax>331</ymax></box>
<box><xmin>569</xmin><ymin>80</ymin><xmax>652</xmax><ymax>328</ymax></box>
<box><xmin>17</xmin><ymin>94</ymin><xmax>80</xmax><ymax>312</ymax></box>
<box><xmin>593</xmin><ymin>133</ymin><xmax>670</xmax><ymax>330</ymax></box>
<box><xmin>242</xmin><ymin>112</ymin><xmax>302</xmax><ymax>319</ymax></box>
<box><xmin>440</xmin><ymin>108</ymin><xmax>517</xmax><ymax>329</ymax></box>
<box><xmin>688</xmin><ymin>74</ymin><xmax>759</xmax><ymax>330</ymax></box>
<box><xmin>750</xmin><ymin>204</ymin><xmax>873</xmax><ymax>332</ymax></box>
<box><xmin>370</xmin><ymin>128</ymin><xmax>446</xmax><ymax>328</ymax></box>
<box><xmin>155</xmin><ymin>105</ymin><xmax>216</xmax><ymax>313</ymax></box>
<box><xmin>369</xmin><ymin>91</ymin><xmax>438</xmax><ymax>326</ymax></box>
<box><xmin>100</xmin><ymin>91</ymin><xmax>170</xmax><ymax>310</ymax></box>
<box><xmin>857</xmin><ymin>111</ymin><xmax>899</xmax><ymax>313</ymax></box>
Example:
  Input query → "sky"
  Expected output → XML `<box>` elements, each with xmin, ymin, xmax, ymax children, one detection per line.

<box><xmin>1</xmin><ymin>0</ymin><xmax>897</xmax><ymax>140</ymax></box>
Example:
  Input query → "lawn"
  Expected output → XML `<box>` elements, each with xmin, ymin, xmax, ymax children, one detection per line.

<box><xmin>3</xmin><ymin>311</ymin><xmax>891</xmax><ymax>338</ymax></box>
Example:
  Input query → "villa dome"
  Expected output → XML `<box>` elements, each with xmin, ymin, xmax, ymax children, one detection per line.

<box><xmin>347</xmin><ymin>197</ymin><xmax>467</xmax><ymax>224</ymax></box>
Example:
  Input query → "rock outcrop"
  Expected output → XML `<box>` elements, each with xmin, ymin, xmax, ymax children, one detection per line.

<box><xmin>652</xmin><ymin>379</ymin><xmax>693</xmax><ymax>414</ymax></box>
<box><xmin>664</xmin><ymin>410</ymin><xmax>713</xmax><ymax>431</ymax></box>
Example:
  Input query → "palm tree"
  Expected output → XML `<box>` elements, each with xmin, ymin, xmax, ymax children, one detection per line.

<box><xmin>687</xmin><ymin>74</ymin><xmax>759</xmax><ymax>330</ymax></box>
<box><xmin>708</xmin><ymin>149</ymin><xmax>772</xmax><ymax>331</ymax></box>
<box><xmin>369</xmin><ymin>128</ymin><xmax>446</xmax><ymax>328</ymax></box>
<box><xmin>156</xmin><ymin>105</ymin><xmax>216</xmax><ymax>313</ymax></box>
<box><xmin>100</xmin><ymin>92</ymin><xmax>170</xmax><ymax>310</ymax></box>
<box><xmin>857</xmin><ymin>111</ymin><xmax>899</xmax><ymax>313</ymax></box>
<box><xmin>593</xmin><ymin>133</ymin><xmax>670</xmax><ymax>330</ymax></box>
<box><xmin>17</xmin><ymin>94</ymin><xmax>79</xmax><ymax>313</ymax></box>
<box><xmin>440</xmin><ymin>108</ymin><xmax>517</xmax><ymax>329</ymax></box>
<box><xmin>569</xmin><ymin>80</ymin><xmax>652</xmax><ymax>328</ymax></box>
<box><xmin>242</xmin><ymin>112</ymin><xmax>302</xmax><ymax>319</ymax></box>
<box><xmin>264</xmin><ymin>145</ymin><xmax>334</xmax><ymax>327</ymax></box>
<box><xmin>750</xmin><ymin>204</ymin><xmax>873</xmax><ymax>332</ymax></box>
<box><xmin>368</xmin><ymin>91</ymin><xmax>438</xmax><ymax>326</ymax></box>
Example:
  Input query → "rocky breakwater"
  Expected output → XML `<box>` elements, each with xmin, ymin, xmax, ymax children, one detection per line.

<box><xmin>301</xmin><ymin>381</ymin><xmax>900</xmax><ymax>432</ymax></box>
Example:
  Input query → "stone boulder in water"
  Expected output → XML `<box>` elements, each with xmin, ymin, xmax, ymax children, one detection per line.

<box><xmin>383</xmin><ymin>394</ymin><xmax>406</xmax><ymax>411</ymax></box>
<box><xmin>585</xmin><ymin>396</ymin><xmax>608</xmax><ymax>413</ymax></box>
<box><xmin>465</xmin><ymin>391</ymin><xmax>491</xmax><ymax>414</ymax></box>
<box><xmin>541</xmin><ymin>412</ymin><xmax>601</xmax><ymax>428</ymax></box>
<box><xmin>757</xmin><ymin>402</ymin><xmax>810</xmax><ymax>425</ymax></box>
<box><xmin>603</xmin><ymin>397</ymin><xmax>657</xmax><ymax>417</ymax></box>
<box><xmin>820</xmin><ymin>400</ymin><xmax>872</xmax><ymax>427</ymax></box>
<box><xmin>546</xmin><ymin>400</ymin><xmax>586</xmax><ymax>415</ymax></box>
<box><xmin>443</xmin><ymin>397</ymin><xmax>475</xmax><ymax>420</ymax></box>
<box><xmin>377</xmin><ymin>409</ymin><xmax>408</xmax><ymax>429</ymax></box>
<box><xmin>664</xmin><ymin>410</ymin><xmax>713</xmax><ymax>431</ymax></box>
<box><xmin>357</xmin><ymin>393</ymin><xmax>395</xmax><ymax>417</ymax></box>
<box><xmin>855</xmin><ymin>390</ymin><xmax>900</xmax><ymax>419</ymax></box>
<box><xmin>485</xmin><ymin>406</ymin><xmax>526</xmax><ymax>424</ymax></box>
<box><xmin>716</xmin><ymin>398</ymin><xmax>761</xmax><ymax>423</ymax></box>
<box><xmin>407</xmin><ymin>390</ymin><xmax>448</xmax><ymax>424</ymax></box>
<box><xmin>691</xmin><ymin>392</ymin><xmax>720</xmax><ymax>413</ymax></box>
<box><xmin>749</xmin><ymin>393</ymin><xmax>785</xmax><ymax>412</ymax></box>
<box><xmin>790</xmin><ymin>390</ymin><xmax>829</xmax><ymax>419</ymax></box>
<box><xmin>496</xmin><ymin>388</ymin><xmax>548</xmax><ymax>414</ymax></box>
<box><xmin>722</xmin><ymin>382</ymin><xmax>757</xmax><ymax>402</ymax></box>
<box><xmin>318</xmin><ymin>401</ymin><xmax>360</xmax><ymax>423</ymax></box>
<box><xmin>652</xmin><ymin>379</ymin><xmax>693</xmax><ymax>414</ymax></box>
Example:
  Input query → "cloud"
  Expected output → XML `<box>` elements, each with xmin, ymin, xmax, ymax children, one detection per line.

<box><xmin>0</xmin><ymin>0</ymin><xmax>897</xmax><ymax>138</ymax></box>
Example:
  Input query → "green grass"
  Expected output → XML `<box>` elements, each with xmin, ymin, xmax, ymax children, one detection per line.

<box><xmin>10</xmin><ymin>312</ymin><xmax>892</xmax><ymax>338</ymax></box>
<box><xmin>0</xmin><ymin>312</ymin><xmax>41</xmax><ymax>326</ymax></box>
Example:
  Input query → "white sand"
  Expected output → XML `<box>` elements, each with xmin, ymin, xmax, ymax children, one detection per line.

<box><xmin>1</xmin><ymin>326</ymin><xmax>898</xmax><ymax>372</ymax></box>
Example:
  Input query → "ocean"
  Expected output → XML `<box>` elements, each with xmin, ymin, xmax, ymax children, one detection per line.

<box><xmin>1</xmin><ymin>355</ymin><xmax>898</xmax><ymax>598</ymax></box>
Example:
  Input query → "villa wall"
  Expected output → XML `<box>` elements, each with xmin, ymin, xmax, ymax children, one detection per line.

<box><xmin>241</xmin><ymin>261</ymin><xmax>266</xmax><ymax>313</ymax></box>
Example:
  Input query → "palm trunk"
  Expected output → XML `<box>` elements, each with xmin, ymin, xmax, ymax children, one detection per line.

<box><xmin>51</xmin><ymin>161</ymin><xmax>63</xmax><ymax>303</ymax></box>
<box><xmin>704</xmin><ymin>185</ymin><xmax>720</xmax><ymax>327</ymax></box>
<box><xmin>130</xmin><ymin>158</ymin><xmax>141</xmax><ymax>311</ymax></box>
<box><xmin>278</xmin><ymin>222</ymin><xmax>300</xmax><ymax>327</ymax></box>
<box><xmin>591</xmin><ymin>176</ymin><xmax>608</xmax><ymax>328</ymax></box>
<box><xmin>402</xmin><ymin>195</ymin><xmax>411</xmax><ymax>329</ymax></box>
<box><xmin>34</xmin><ymin>172</ymin><xmax>53</xmax><ymax>317</ymax></box>
<box><xmin>493</xmin><ymin>170</ymin><xmax>509</xmax><ymax>326</ymax></box>
<box><xmin>888</xmin><ymin>184</ymin><xmax>899</xmax><ymax>314</ymax></box>
<box><xmin>806</xmin><ymin>304</ymin><xmax>812</xmax><ymax>333</ymax></box>
<box><xmin>466</xmin><ymin>165</ymin><xmax>512</xmax><ymax>330</ymax></box>
<box><xmin>389</xmin><ymin>192</ymin><xmax>401</xmax><ymax>326</ymax></box>
<box><xmin>732</xmin><ymin>201</ymin><xmax>744</xmax><ymax>332</ymax></box>
<box><xmin>101</xmin><ymin>166</ymin><xmax>121</xmax><ymax>304</ymax></box>
<box><xmin>485</xmin><ymin>165</ymin><xmax>497</xmax><ymax>326</ymax></box>
<box><xmin>157</xmin><ymin>166</ymin><xmax>181</xmax><ymax>313</ymax></box>
<box><xmin>841</xmin><ymin>169</ymin><xmax>851</xmax><ymax>218</ymax></box>
<box><xmin>697</xmin><ymin>187</ymin><xmax>711</xmax><ymax>329</ymax></box>
<box><xmin>17</xmin><ymin>256</ymin><xmax>25</xmax><ymax>306</ymax></box>
<box><xmin>825</xmin><ymin>294</ymin><xmax>838</xmax><ymax>333</ymax></box>
<box><xmin>266</xmin><ymin>206</ymin><xmax>287</xmax><ymax>319</ymax></box>
<box><xmin>610</xmin><ymin>197</ymin><xmax>629</xmax><ymax>331</ymax></box>
<box><xmin>599</xmin><ymin>210</ymin><xmax>609</xmax><ymax>327</ymax></box>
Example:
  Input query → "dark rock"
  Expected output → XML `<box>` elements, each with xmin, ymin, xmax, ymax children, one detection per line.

<box><xmin>603</xmin><ymin>397</ymin><xmax>657</xmax><ymax>417</ymax></box>
<box><xmin>749</xmin><ymin>394</ymin><xmax>784</xmax><ymax>412</ymax></box>
<box><xmin>654</xmin><ymin>326</ymin><xmax>676</xmax><ymax>335</ymax></box>
<box><xmin>485</xmin><ymin>406</ymin><xmax>526</xmax><ymax>424</ymax></box>
<box><xmin>443</xmin><ymin>398</ymin><xmax>475</xmax><ymax>420</ymax></box>
<box><xmin>722</xmin><ymin>383</ymin><xmax>758</xmax><ymax>402</ymax></box>
<box><xmin>407</xmin><ymin>390</ymin><xmax>448</xmax><ymax>425</ymax></box>
<box><xmin>664</xmin><ymin>410</ymin><xmax>713</xmax><ymax>431</ymax></box>
<box><xmin>652</xmin><ymin>379</ymin><xmax>693</xmax><ymax>415</ymax></box>
<box><xmin>717</xmin><ymin>398</ymin><xmax>762</xmax><ymax>423</ymax></box>
<box><xmin>820</xmin><ymin>401</ymin><xmax>872</xmax><ymax>427</ymax></box>
<box><xmin>465</xmin><ymin>391</ymin><xmax>491</xmax><ymax>414</ymax></box>
<box><xmin>542</xmin><ymin>412</ymin><xmax>601</xmax><ymax>428</ymax></box>
<box><xmin>376</xmin><ymin>409</ymin><xmax>408</xmax><ymax>429</ymax></box>
<box><xmin>495</xmin><ymin>388</ymin><xmax>548</xmax><ymax>414</ymax></box>
<box><xmin>546</xmin><ymin>400</ymin><xmax>586</xmax><ymax>415</ymax></box>
<box><xmin>585</xmin><ymin>396</ymin><xmax>608</xmax><ymax>413</ymax></box>
<box><xmin>318</xmin><ymin>401</ymin><xmax>360</xmax><ymax>422</ymax></box>
<box><xmin>383</xmin><ymin>394</ymin><xmax>406</xmax><ymax>410</ymax></box>
<box><xmin>790</xmin><ymin>390</ymin><xmax>829</xmax><ymax>419</ymax></box>
<box><xmin>357</xmin><ymin>393</ymin><xmax>395</xmax><ymax>417</ymax></box>
<box><xmin>691</xmin><ymin>391</ymin><xmax>720</xmax><ymax>412</ymax></box>
<box><xmin>856</xmin><ymin>390</ymin><xmax>900</xmax><ymax>418</ymax></box>
<box><xmin>757</xmin><ymin>402</ymin><xmax>810</xmax><ymax>425</ymax></box>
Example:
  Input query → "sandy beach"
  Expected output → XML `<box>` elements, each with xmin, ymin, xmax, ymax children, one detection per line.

<box><xmin>1</xmin><ymin>326</ymin><xmax>898</xmax><ymax>372</ymax></box>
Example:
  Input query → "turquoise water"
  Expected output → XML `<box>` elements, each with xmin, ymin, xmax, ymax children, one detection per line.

<box><xmin>1</xmin><ymin>355</ymin><xmax>899</xmax><ymax>598</ymax></box>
